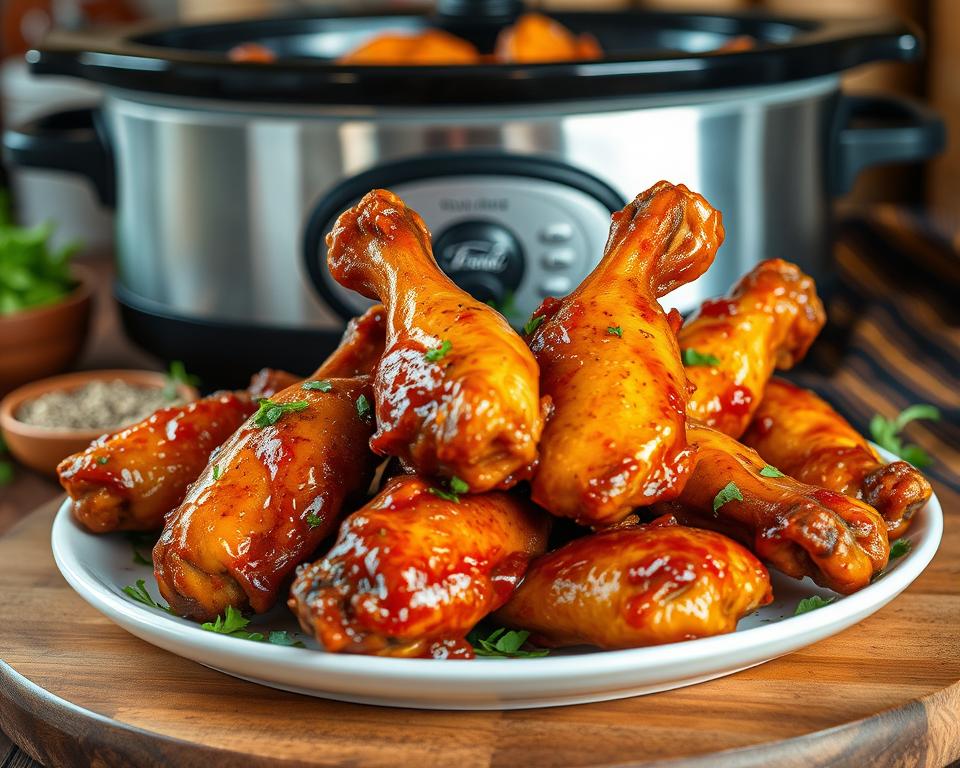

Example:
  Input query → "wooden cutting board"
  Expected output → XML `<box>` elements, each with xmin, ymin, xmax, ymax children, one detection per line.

<box><xmin>1</xmin><ymin>497</ymin><xmax>959</xmax><ymax>768</ymax></box>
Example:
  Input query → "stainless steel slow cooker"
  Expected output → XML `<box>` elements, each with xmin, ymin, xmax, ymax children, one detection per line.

<box><xmin>3</xmin><ymin>1</ymin><xmax>944</xmax><ymax>385</ymax></box>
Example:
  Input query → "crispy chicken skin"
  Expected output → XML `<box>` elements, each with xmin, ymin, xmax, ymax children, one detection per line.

<box><xmin>679</xmin><ymin>259</ymin><xmax>825</xmax><ymax>438</ymax></box>
<box><xmin>59</xmin><ymin>390</ymin><xmax>254</xmax><ymax>533</ymax></box>
<box><xmin>743</xmin><ymin>378</ymin><xmax>932</xmax><ymax>538</ymax></box>
<box><xmin>326</xmin><ymin>189</ymin><xmax>545</xmax><ymax>492</ymax></box>
<box><xmin>154</xmin><ymin>377</ymin><xmax>379</xmax><ymax>621</ymax></box>
<box><xmin>528</xmin><ymin>181</ymin><xmax>724</xmax><ymax>525</ymax></box>
<box><xmin>289</xmin><ymin>475</ymin><xmax>551</xmax><ymax>659</ymax></box>
<box><xmin>495</xmin><ymin>13</ymin><xmax>602</xmax><ymax>63</ymax></box>
<box><xmin>338</xmin><ymin>29</ymin><xmax>480</xmax><ymax>65</ymax></box>
<box><xmin>495</xmin><ymin>516</ymin><xmax>771</xmax><ymax>649</ymax></box>
<box><xmin>657</xmin><ymin>422</ymin><xmax>889</xmax><ymax>594</ymax></box>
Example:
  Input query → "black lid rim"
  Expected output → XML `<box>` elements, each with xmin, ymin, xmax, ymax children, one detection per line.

<box><xmin>28</xmin><ymin>10</ymin><xmax>922</xmax><ymax>106</ymax></box>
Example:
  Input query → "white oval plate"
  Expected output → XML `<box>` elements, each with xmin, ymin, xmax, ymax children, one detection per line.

<box><xmin>51</xmin><ymin>447</ymin><xmax>943</xmax><ymax>710</ymax></box>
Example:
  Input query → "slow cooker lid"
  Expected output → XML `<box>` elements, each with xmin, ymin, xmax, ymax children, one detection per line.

<box><xmin>29</xmin><ymin>9</ymin><xmax>920</xmax><ymax>105</ymax></box>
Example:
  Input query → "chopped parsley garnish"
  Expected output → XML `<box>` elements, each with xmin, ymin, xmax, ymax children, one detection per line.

<box><xmin>97</xmin><ymin>456</ymin><xmax>109</xmax><ymax>465</ymax></box>
<box><xmin>486</xmin><ymin>291</ymin><xmax>518</xmax><ymax>319</ymax></box>
<box><xmin>201</xmin><ymin>607</ymin><xmax>306</xmax><ymax>647</ymax></box>
<box><xmin>469</xmin><ymin>627</ymin><xmax>549</xmax><ymax>658</ymax></box>
<box><xmin>523</xmin><ymin>314</ymin><xmax>545</xmax><ymax>336</ymax></box>
<box><xmin>356</xmin><ymin>394</ymin><xmax>372</xmax><ymax>422</ymax></box>
<box><xmin>712</xmin><ymin>481</ymin><xmax>743</xmax><ymax>512</ymax></box>
<box><xmin>606</xmin><ymin>326</ymin><xmax>623</xmax><ymax>338</ymax></box>
<box><xmin>794</xmin><ymin>595</ymin><xmax>835</xmax><ymax>615</ymax></box>
<box><xmin>759</xmin><ymin>464</ymin><xmax>785</xmax><ymax>478</ymax></box>
<box><xmin>428</xmin><ymin>476</ymin><xmax>469</xmax><ymax>503</ymax></box>
<box><xmin>428</xmin><ymin>487</ymin><xmax>460</xmax><ymax>503</ymax></box>
<box><xmin>449</xmin><ymin>476</ymin><xmax>469</xmax><ymax>495</ymax></box>
<box><xmin>252</xmin><ymin>398</ymin><xmax>308</xmax><ymax>428</ymax></box>
<box><xmin>869</xmin><ymin>404</ymin><xmax>940</xmax><ymax>468</ymax></box>
<box><xmin>163</xmin><ymin>360</ymin><xmax>200</xmax><ymax>400</ymax></box>
<box><xmin>201</xmin><ymin>605</ymin><xmax>263</xmax><ymax>641</ymax></box>
<box><xmin>306</xmin><ymin>512</ymin><xmax>323</xmax><ymax>529</ymax></box>
<box><xmin>125</xmin><ymin>532</ymin><xmax>155</xmax><ymax>566</ymax></box>
<box><xmin>890</xmin><ymin>538</ymin><xmax>912</xmax><ymax>559</ymax></box>
<box><xmin>212</xmin><ymin>464</ymin><xmax>221</xmax><ymax>481</ymax></box>
<box><xmin>425</xmin><ymin>339</ymin><xmax>453</xmax><ymax>362</ymax></box>
<box><xmin>122</xmin><ymin>579</ymin><xmax>170</xmax><ymax>613</ymax></box>
<box><xmin>302</xmin><ymin>380</ymin><xmax>332</xmax><ymax>393</ymax></box>
<box><xmin>682</xmin><ymin>348</ymin><xmax>720</xmax><ymax>367</ymax></box>
<box><xmin>267</xmin><ymin>630</ymin><xmax>305</xmax><ymax>648</ymax></box>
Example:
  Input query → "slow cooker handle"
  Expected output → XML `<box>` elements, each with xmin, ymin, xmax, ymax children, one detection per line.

<box><xmin>1</xmin><ymin>107</ymin><xmax>114</xmax><ymax>207</ymax></box>
<box><xmin>832</xmin><ymin>94</ymin><xmax>945</xmax><ymax>196</ymax></box>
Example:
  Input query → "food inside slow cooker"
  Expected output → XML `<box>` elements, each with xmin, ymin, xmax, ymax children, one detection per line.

<box><xmin>229</xmin><ymin>13</ymin><xmax>604</xmax><ymax>65</ymax></box>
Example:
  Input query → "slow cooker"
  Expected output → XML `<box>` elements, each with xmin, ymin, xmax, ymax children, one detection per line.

<box><xmin>3</xmin><ymin>0</ymin><xmax>945</xmax><ymax>385</ymax></box>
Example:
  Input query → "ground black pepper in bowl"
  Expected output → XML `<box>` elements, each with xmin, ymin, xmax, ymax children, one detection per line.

<box><xmin>15</xmin><ymin>379</ymin><xmax>184</xmax><ymax>431</ymax></box>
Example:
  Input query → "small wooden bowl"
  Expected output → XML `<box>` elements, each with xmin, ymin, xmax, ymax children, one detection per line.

<box><xmin>0</xmin><ymin>265</ymin><xmax>95</xmax><ymax>397</ymax></box>
<box><xmin>0</xmin><ymin>370</ymin><xmax>199</xmax><ymax>476</ymax></box>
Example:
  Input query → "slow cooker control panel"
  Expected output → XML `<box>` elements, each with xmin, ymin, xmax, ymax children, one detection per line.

<box><xmin>309</xmin><ymin>173</ymin><xmax>619</xmax><ymax>325</ymax></box>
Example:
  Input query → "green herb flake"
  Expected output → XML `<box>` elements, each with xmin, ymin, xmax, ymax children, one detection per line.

<box><xmin>712</xmin><ymin>481</ymin><xmax>743</xmax><ymax>513</ymax></box>
<box><xmin>890</xmin><ymin>538</ymin><xmax>912</xmax><ymax>559</ymax></box>
<box><xmin>201</xmin><ymin>605</ymin><xmax>263</xmax><ymax>641</ymax></box>
<box><xmin>468</xmin><ymin>627</ymin><xmax>549</xmax><ymax>658</ymax></box>
<box><xmin>163</xmin><ymin>360</ymin><xmax>200</xmax><ymax>401</ymax></box>
<box><xmin>682</xmin><ymin>348</ymin><xmax>721</xmax><ymax>367</ymax></box>
<box><xmin>449</xmin><ymin>476</ymin><xmax>469</xmax><ymax>495</ymax></box>
<box><xmin>356</xmin><ymin>394</ymin><xmax>372</xmax><ymax>422</ymax></box>
<box><xmin>267</xmin><ymin>630</ymin><xmax>305</xmax><ymax>648</ymax></box>
<box><xmin>97</xmin><ymin>456</ymin><xmax>109</xmax><ymax>465</ymax></box>
<box><xmin>794</xmin><ymin>595</ymin><xmax>835</xmax><ymax>615</ymax></box>
<box><xmin>122</xmin><ymin>579</ymin><xmax>170</xmax><ymax>613</ymax></box>
<box><xmin>302</xmin><ymin>380</ymin><xmax>333</xmax><ymax>393</ymax></box>
<box><xmin>125</xmin><ymin>532</ymin><xmax>155</xmax><ymax>566</ymax></box>
<box><xmin>759</xmin><ymin>464</ymin><xmax>785</xmax><ymax>478</ymax></box>
<box><xmin>523</xmin><ymin>314</ymin><xmax>545</xmax><ymax>336</ymax></box>
<box><xmin>306</xmin><ymin>512</ymin><xmax>323</xmax><ymax>529</ymax></box>
<box><xmin>606</xmin><ymin>326</ymin><xmax>623</xmax><ymax>338</ymax></box>
<box><xmin>0</xmin><ymin>461</ymin><xmax>12</xmax><ymax>487</ymax></box>
<box><xmin>424</xmin><ymin>339</ymin><xmax>453</xmax><ymax>363</ymax></box>
<box><xmin>869</xmin><ymin>404</ymin><xmax>940</xmax><ymax>468</ymax></box>
<box><xmin>428</xmin><ymin>487</ymin><xmax>460</xmax><ymax>503</ymax></box>
<box><xmin>252</xmin><ymin>398</ymin><xmax>309</xmax><ymax>428</ymax></box>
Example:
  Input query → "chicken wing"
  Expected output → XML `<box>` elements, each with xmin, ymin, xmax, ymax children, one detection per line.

<box><xmin>338</xmin><ymin>30</ymin><xmax>480</xmax><ymax>65</ymax></box>
<box><xmin>326</xmin><ymin>189</ymin><xmax>544</xmax><ymax>492</ymax></box>
<box><xmin>154</xmin><ymin>377</ymin><xmax>379</xmax><ymax>621</ymax></box>
<box><xmin>495</xmin><ymin>13</ymin><xmax>602</xmax><ymax>63</ymax></box>
<box><xmin>59</xmin><ymin>389</ymin><xmax>255</xmax><ymax>533</ymax></box>
<box><xmin>495</xmin><ymin>516</ymin><xmax>771</xmax><ymax>649</ymax></box>
<box><xmin>679</xmin><ymin>259</ymin><xmax>825</xmax><ymax>438</ymax></box>
<box><xmin>657</xmin><ymin>422</ymin><xmax>889</xmax><ymax>594</ymax></box>
<box><xmin>289</xmin><ymin>475</ymin><xmax>551</xmax><ymax>658</ymax></box>
<box><xmin>742</xmin><ymin>378</ymin><xmax>932</xmax><ymax>538</ymax></box>
<box><xmin>58</xmin><ymin>306</ymin><xmax>385</xmax><ymax>535</ymax></box>
<box><xmin>528</xmin><ymin>181</ymin><xmax>723</xmax><ymax>525</ymax></box>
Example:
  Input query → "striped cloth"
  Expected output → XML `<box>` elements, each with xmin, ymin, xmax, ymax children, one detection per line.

<box><xmin>784</xmin><ymin>206</ymin><xmax>960</xmax><ymax>514</ymax></box>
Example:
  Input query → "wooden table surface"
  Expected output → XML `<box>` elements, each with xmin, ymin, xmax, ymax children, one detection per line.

<box><xmin>1</xmin><ymin>216</ymin><xmax>957</xmax><ymax>768</ymax></box>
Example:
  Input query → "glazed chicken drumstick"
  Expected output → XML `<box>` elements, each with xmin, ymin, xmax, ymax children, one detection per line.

<box><xmin>528</xmin><ymin>181</ymin><xmax>724</xmax><ymax>526</ymax></box>
<box><xmin>289</xmin><ymin>475</ymin><xmax>551</xmax><ymax>658</ymax></box>
<box><xmin>679</xmin><ymin>259</ymin><xmax>826</xmax><ymax>438</ymax></box>
<box><xmin>57</xmin><ymin>368</ymin><xmax>296</xmax><ymax>534</ymax></box>
<box><xmin>153</xmin><ymin>306</ymin><xmax>387</xmax><ymax>621</ymax></box>
<box><xmin>495</xmin><ymin>516</ymin><xmax>771</xmax><ymax>650</ymax></box>
<box><xmin>326</xmin><ymin>188</ymin><xmax>545</xmax><ymax>492</ymax></box>
<box><xmin>743</xmin><ymin>378</ymin><xmax>932</xmax><ymax>538</ymax></box>
<box><xmin>657</xmin><ymin>422</ymin><xmax>889</xmax><ymax>594</ymax></box>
